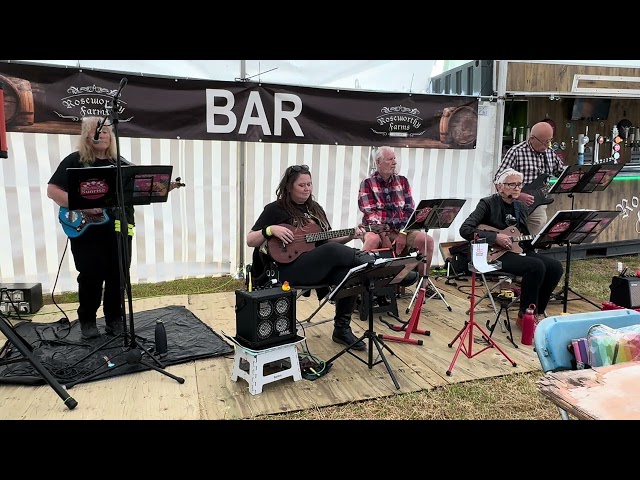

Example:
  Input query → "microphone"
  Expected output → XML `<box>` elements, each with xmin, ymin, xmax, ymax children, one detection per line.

<box><xmin>93</xmin><ymin>118</ymin><xmax>104</xmax><ymax>144</ymax></box>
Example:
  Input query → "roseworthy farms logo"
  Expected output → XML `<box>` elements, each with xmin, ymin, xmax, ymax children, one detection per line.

<box><xmin>54</xmin><ymin>84</ymin><xmax>133</xmax><ymax>123</ymax></box>
<box><xmin>371</xmin><ymin>105</ymin><xmax>425</xmax><ymax>138</ymax></box>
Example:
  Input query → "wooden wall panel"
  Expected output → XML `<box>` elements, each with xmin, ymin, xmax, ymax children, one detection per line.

<box><xmin>506</xmin><ymin>63</ymin><xmax>640</xmax><ymax>93</ymax></box>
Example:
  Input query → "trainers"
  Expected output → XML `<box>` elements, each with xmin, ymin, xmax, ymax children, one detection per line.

<box><xmin>105</xmin><ymin>318</ymin><xmax>124</xmax><ymax>335</ymax></box>
<box><xmin>80</xmin><ymin>321</ymin><xmax>100</xmax><ymax>339</ymax></box>
<box><xmin>332</xmin><ymin>328</ymin><xmax>366</xmax><ymax>351</ymax></box>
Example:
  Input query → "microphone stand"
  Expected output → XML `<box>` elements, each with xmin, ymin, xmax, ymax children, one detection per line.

<box><xmin>67</xmin><ymin>78</ymin><xmax>184</xmax><ymax>388</ymax></box>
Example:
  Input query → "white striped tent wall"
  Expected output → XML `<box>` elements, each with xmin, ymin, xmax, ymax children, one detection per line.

<box><xmin>2</xmin><ymin>103</ymin><xmax>497</xmax><ymax>293</ymax></box>
<box><xmin>2</xmin><ymin>132</ymin><xmax>239</xmax><ymax>294</ymax></box>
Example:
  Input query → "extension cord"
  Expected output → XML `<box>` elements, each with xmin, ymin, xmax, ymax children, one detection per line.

<box><xmin>301</xmin><ymin>362</ymin><xmax>332</xmax><ymax>381</ymax></box>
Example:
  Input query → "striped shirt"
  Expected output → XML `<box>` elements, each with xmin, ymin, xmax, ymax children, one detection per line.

<box><xmin>358</xmin><ymin>171</ymin><xmax>415</xmax><ymax>232</ymax></box>
<box><xmin>495</xmin><ymin>140</ymin><xmax>565</xmax><ymax>185</ymax></box>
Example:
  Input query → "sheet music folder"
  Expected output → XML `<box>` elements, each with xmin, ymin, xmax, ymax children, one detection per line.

<box><xmin>67</xmin><ymin>165</ymin><xmax>173</xmax><ymax>210</ymax></box>
<box><xmin>402</xmin><ymin>198</ymin><xmax>466</xmax><ymax>232</ymax></box>
<box><xmin>548</xmin><ymin>163</ymin><xmax>623</xmax><ymax>195</ymax></box>
<box><xmin>328</xmin><ymin>255</ymin><xmax>420</xmax><ymax>301</ymax></box>
<box><xmin>531</xmin><ymin>209</ymin><xmax>619</xmax><ymax>249</ymax></box>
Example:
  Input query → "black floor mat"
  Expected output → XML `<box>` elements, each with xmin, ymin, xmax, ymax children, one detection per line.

<box><xmin>0</xmin><ymin>305</ymin><xmax>233</xmax><ymax>387</ymax></box>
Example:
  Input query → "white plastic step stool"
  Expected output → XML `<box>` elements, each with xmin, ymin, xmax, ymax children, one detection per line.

<box><xmin>229</xmin><ymin>336</ymin><xmax>304</xmax><ymax>395</ymax></box>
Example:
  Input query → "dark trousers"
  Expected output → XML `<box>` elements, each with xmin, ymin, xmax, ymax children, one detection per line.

<box><xmin>277</xmin><ymin>243</ymin><xmax>372</xmax><ymax>323</ymax></box>
<box><xmin>497</xmin><ymin>250</ymin><xmax>564</xmax><ymax>315</ymax></box>
<box><xmin>70</xmin><ymin>224</ymin><xmax>132</xmax><ymax>322</ymax></box>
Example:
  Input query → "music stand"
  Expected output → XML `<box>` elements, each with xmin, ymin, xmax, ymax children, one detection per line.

<box><xmin>446</xmin><ymin>237</ymin><xmax>517</xmax><ymax>376</ymax></box>
<box><xmin>0</xmin><ymin>310</ymin><xmax>77</xmax><ymax>410</ymax></box>
<box><xmin>548</xmin><ymin>163</ymin><xmax>623</xmax><ymax>209</ymax></box>
<box><xmin>67</xmin><ymin>165</ymin><xmax>175</xmax><ymax>210</ymax></box>
<box><xmin>532</xmin><ymin>209</ymin><xmax>619</xmax><ymax>313</ymax></box>
<box><xmin>394</xmin><ymin>199</ymin><xmax>466</xmax><ymax>344</ymax></box>
<box><xmin>65</xmin><ymin>83</ymin><xmax>184</xmax><ymax>388</ymax></box>
<box><xmin>325</xmin><ymin>255</ymin><xmax>420</xmax><ymax>389</ymax></box>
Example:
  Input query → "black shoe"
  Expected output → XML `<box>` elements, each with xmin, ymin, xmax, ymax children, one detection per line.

<box><xmin>105</xmin><ymin>319</ymin><xmax>124</xmax><ymax>335</ymax></box>
<box><xmin>332</xmin><ymin>328</ymin><xmax>366</xmax><ymax>351</ymax></box>
<box><xmin>80</xmin><ymin>321</ymin><xmax>100</xmax><ymax>339</ymax></box>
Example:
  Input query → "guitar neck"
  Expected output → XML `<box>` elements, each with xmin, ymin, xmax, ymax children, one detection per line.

<box><xmin>305</xmin><ymin>228</ymin><xmax>354</xmax><ymax>243</ymax></box>
<box><xmin>510</xmin><ymin>235</ymin><xmax>535</xmax><ymax>242</ymax></box>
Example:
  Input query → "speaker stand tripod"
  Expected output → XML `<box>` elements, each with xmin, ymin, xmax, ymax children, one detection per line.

<box><xmin>0</xmin><ymin>314</ymin><xmax>77</xmax><ymax>409</ymax></box>
<box><xmin>446</xmin><ymin>257</ymin><xmax>517</xmax><ymax>376</ymax></box>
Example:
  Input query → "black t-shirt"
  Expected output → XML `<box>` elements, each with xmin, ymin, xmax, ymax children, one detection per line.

<box><xmin>48</xmin><ymin>151</ymin><xmax>135</xmax><ymax>225</ymax></box>
<box><xmin>251</xmin><ymin>200</ymin><xmax>332</xmax><ymax>235</ymax></box>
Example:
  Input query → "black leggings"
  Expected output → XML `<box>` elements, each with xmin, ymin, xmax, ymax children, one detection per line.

<box><xmin>70</xmin><ymin>224</ymin><xmax>132</xmax><ymax>322</ymax></box>
<box><xmin>497</xmin><ymin>250</ymin><xmax>563</xmax><ymax>315</ymax></box>
<box><xmin>277</xmin><ymin>242</ymin><xmax>370</xmax><ymax>286</ymax></box>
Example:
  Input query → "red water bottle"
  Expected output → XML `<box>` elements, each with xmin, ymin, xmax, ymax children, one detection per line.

<box><xmin>521</xmin><ymin>303</ymin><xmax>536</xmax><ymax>346</ymax></box>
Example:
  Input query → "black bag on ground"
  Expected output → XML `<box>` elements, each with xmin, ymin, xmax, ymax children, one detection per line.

<box><xmin>449</xmin><ymin>242</ymin><xmax>471</xmax><ymax>276</ymax></box>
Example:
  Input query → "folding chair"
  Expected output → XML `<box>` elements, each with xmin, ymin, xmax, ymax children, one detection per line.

<box><xmin>466</xmin><ymin>270</ymin><xmax>518</xmax><ymax>316</ymax></box>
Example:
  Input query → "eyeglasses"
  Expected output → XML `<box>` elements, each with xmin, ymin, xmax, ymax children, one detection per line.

<box><xmin>531</xmin><ymin>135</ymin><xmax>552</xmax><ymax>148</ymax></box>
<box><xmin>504</xmin><ymin>182</ymin><xmax>523</xmax><ymax>188</ymax></box>
<box><xmin>287</xmin><ymin>164</ymin><xmax>310</xmax><ymax>176</ymax></box>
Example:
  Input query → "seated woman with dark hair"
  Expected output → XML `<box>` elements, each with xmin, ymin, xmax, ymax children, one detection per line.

<box><xmin>247</xmin><ymin>164</ymin><xmax>371</xmax><ymax>351</ymax></box>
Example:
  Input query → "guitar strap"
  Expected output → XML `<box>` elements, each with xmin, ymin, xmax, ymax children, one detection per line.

<box><xmin>514</xmin><ymin>201</ymin><xmax>522</xmax><ymax>226</ymax></box>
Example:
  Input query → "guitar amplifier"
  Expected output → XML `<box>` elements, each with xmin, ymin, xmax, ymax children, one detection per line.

<box><xmin>0</xmin><ymin>283</ymin><xmax>43</xmax><ymax>315</ymax></box>
<box><xmin>609</xmin><ymin>276</ymin><xmax>640</xmax><ymax>309</ymax></box>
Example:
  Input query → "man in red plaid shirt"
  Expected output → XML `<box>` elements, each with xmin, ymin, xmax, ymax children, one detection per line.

<box><xmin>358</xmin><ymin>146</ymin><xmax>434</xmax><ymax>277</ymax></box>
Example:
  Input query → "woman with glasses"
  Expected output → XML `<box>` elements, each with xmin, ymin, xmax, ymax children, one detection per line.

<box><xmin>494</xmin><ymin>120</ymin><xmax>565</xmax><ymax>235</ymax></box>
<box><xmin>459</xmin><ymin>168</ymin><xmax>563</xmax><ymax>325</ymax></box>
<box><xmin>247</xmin><ymin>164</ymin><xmax>370</xmax><ymax>351</ymax></box>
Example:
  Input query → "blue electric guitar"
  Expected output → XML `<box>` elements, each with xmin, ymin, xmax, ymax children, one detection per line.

<box><xmin>58</xmin><ymin>207</ymin><xmax>110</xmax><ymax>238</ymax></box>
<box><xmin>58</xmin><ymin>178</ymin><xmax>186</xmax><ymax>238</ymax></box>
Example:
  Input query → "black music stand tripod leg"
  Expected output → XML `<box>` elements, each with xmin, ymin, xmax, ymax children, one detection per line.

<box><xmin>326</xmin><ymin>272</ymin><xmax>408</xmax><ymax>390</ymax></box>
<box><xmin>0</xmin><ymin>317</ymin><xmax>77</xmax><ymax>409</ymax></box>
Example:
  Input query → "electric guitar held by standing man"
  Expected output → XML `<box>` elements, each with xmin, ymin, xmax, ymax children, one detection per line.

<box><xmin>58</xmin><ymin>178</ymin><xmax>186</xmax><ymax>238</ymax></box>
<box><xmin>522</xmin><ymin>173</ymin><xmax>554</xmax><ymax>215</ymax></box>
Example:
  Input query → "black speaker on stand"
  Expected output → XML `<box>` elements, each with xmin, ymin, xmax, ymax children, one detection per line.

<box><xmin>235</xmin><ymin>288</ymin><xmax>298</xmax><ymax>349</ymax></box>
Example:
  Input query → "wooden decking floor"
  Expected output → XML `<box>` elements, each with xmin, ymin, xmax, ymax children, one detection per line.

<box><xmin>0</xmin><ymin>275</ymin><xmax>597</xmax><ymax>419</ymax></box>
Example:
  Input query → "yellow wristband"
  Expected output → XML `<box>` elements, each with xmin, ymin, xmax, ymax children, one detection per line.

<box><xmin>399</xmin><ymin>230</ymin><xmax>407</xmax><ymax>236</ymax></box>
<box><xmin>266</xmin><ymin>226</ymin><xmax>273</xmax><ymax>236</ymax></box>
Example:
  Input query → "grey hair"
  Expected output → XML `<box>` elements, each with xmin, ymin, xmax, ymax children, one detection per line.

<box><xmin>495</xmin><ymin>168</ymin><xmax>523</xmax><ymax>185</ymax></box>
<box><xmin>374</xmin><ymin>146</ymin><xmax>394</xmax><ymax>163</ymax></box>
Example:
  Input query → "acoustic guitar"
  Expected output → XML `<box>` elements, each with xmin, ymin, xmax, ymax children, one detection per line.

<box><xmin>477</xmin><ymin>224</ymin><xmax>535</xmax><ymax>262</ymax></box>
<box><xmin>522</xmin><ymin>173</ymin><xmax>554</xmax><ymax>215</ymax></box>
<box><xmin>267</xmin><ymin>223</ymin><xmax>389</xmax><ymax>264</ymax></box>
<box><xmin>58</xmin><ymin>179</ymin><xmax>185</xmax><ymax>238</ymax></box>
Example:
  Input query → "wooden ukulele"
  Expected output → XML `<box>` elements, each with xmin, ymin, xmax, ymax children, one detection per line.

<box><xmin>477</xmin><ymin>224</ymin><xmax>535</xmax><ymax>262</ymax></box>
<box><xmin>267</xmin><ymin>223</ymin><xmax>389</xmax><ymax>264</ymax></box>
